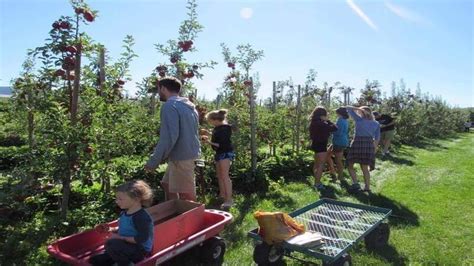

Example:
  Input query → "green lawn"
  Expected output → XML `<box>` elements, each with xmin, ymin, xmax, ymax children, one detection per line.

<box><xmin>221</xmin><ymin>133</ymin><xmax>474</xmax><ymax>265</ymax></box>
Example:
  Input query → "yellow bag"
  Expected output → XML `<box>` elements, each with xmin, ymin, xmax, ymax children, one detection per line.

<box><xmin>254</xmin><ymin>211</ymin><xmax>305</xmax><ymax>244</ymax></box>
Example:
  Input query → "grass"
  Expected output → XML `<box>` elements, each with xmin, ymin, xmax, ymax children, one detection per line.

<box><xmin>220</xmin><ymin>133</ymin><xmax>474</xmax><ymax>265</ymax></box>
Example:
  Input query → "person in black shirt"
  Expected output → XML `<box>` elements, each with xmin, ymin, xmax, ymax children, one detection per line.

<box><xmin>308</xmin><ymin>106</ymin><xmax>338</xmax><ymax>192</ymax></box>
<box><xmin>373</xmin><ymin>112</ymin><xmax>396</xmax><ymax>156</ymax></box>
<box><xmin>202</xmin><ymin>109</ymin><xmax>234</xmax><ymax>210</ymax></box>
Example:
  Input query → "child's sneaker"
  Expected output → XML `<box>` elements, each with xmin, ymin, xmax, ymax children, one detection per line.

<box><xmin>314</xmin><ymin>183</ymin><xmax>326</xmax><ymax>191</ymax></box>
<box><xmin>220</xmin><ymin>201</ymin><xmax>233</xmax><ymax>211</ymax></box>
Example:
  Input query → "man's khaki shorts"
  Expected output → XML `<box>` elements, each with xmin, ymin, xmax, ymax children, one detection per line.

<box><xmin>162</xmin><ymin>159</ymin><xmax>196</xmax><ymax>194</ymax></box>
<box><xmin>381</xmin><ymin>130</ymin><xmax>395</xmax><ymax>142</ymax></box>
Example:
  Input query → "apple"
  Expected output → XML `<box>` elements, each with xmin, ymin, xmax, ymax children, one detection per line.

<box><xmin>159</xmin><ymin>71</ymin><xmax>166</xmax><ymax>77</ymax></box>
<box><xmin>59</xmin><ymin>21</ymin><xmax>71</xmax><ymax>30</ymax></box>
<box><xmin>75</xmin><ymin>7</ymin><xmax>84</xmax><ymax>14</ymax></box>
<box><xmin>156</xmin><ymin>65</ymin><xmax>167</xmax><ymax>72</ymax></box>
<box><xmin>95</xmin><ymin>223</ymin><xmax>109</xmax><ymax>233</ymax></box>
<box><xmin>84</xmin><ymin>146</ymin><xmax>93</xmax><ymax>154</ymax></box>
<box><xmin>54</xmin><ymin>69</ymin><xmax>66</xmax><ymax>77</ymax></box>
<box><xmin>117</xmin><ymin>80</ymin><xmax>125</xmax><ymax>85</ymax></box>
<box><xmin>170</xmin><ymin>55</ymin><xmax>179</xmax><ymax>64</ymax></box>
<box><xmin>52</xmin><ymin>21</ymin><xmax>60</xmax><ymax>30</ymax></box>
<box><xmin>83</xmin><ymin>11</ymin><xmax>95</xmax><ymax>22</ymax></box>
<box><xmin>66</xmin><ymin>46</ymin><xmax>77</xmax><ymax>54</ymax></box>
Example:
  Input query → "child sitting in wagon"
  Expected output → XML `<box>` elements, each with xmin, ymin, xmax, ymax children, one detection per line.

<box><xmin>89</xmin><ymin>180</ymin><xmax>154</xmax><ymax>266</ymax></box>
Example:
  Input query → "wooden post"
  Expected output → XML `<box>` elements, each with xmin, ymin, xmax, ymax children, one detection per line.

<box><xmin>150</xmin><ymin>92</ymin><xmax>156</xmax><ymax>115</ymax></box>
<box><xmin>296</xmin><ymin>85</ymin><xmax>302</xmax><ymax>155</ymax></box>
<box><xmin>272</xmin><ymin>81</ymin><xmax>276</xmax><ymax>112</ymax></box>
<box><xmin>216</xmin><ymin>94</ymin><xmax>221</xmax><ymax>109</ymax></box>
<box><xmin>328</xmin><ymin>88</ymin><xmax>332</xmax><ymax>108</ymax></box>
<box><xmin>249</xmin><ymin>77</ymin><xmax>257</xmax><ymax>179</ymax></box>
<box><xmin>26</xmin><ymin>86</ymin><xmax>35</xmax><ymax>150</ymax></box>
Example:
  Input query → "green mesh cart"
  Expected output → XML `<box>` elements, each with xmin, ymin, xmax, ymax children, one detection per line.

<box><xmin>248</xmin><ymin>198</ymin><xmax>392</xmax><ymax>266</ymax></box>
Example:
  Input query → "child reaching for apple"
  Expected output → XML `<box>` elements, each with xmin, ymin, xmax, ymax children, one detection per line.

<box><xmin>202</xmin><ymin>109</ymin><xmax>235</xmax><ymax>210</ymax></box>
<box><xmin>89</xmin><ymin>180</ymin><xmax>154</xmax><ymax>266</ymax></box>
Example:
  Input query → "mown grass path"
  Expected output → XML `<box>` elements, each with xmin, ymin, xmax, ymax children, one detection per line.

<box><xmin>222</xmin><ymin>133</ymin><xmax>474</xmax><ymax>265</ymax></box>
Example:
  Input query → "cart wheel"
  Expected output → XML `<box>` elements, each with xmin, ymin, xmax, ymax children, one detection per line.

<box><xmin>323</xmin><ymin>253</ymin><xmax>352</xmax><ymax>266</ymax></box>
<box><xmin>364</xmin><ymin>223</ymin><xmax>390</xmax><ymax>250</ymax></box>
<box><xmin>253</xmin><ymin>242</ymin><xmax>284</xmax><ymax>265</ymax></box>
<box><xmin>200</xmin><ymin>236</ymin><xmax>226</xmax><ymax>265</ymax></box>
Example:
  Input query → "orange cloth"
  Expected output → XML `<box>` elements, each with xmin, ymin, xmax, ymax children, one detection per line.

<box><xmin>254</xmin><ymin>211</ymin><xmax>305</xmax><ymax>244</ymax></box>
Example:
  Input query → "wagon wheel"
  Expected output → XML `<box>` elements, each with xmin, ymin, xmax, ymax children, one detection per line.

<box><xmin>323</xmin><ymin>253</ymin><xmax>352</xmax><ymax>266</ymax></box>
<box><xmin>200</xmin><ymin>236</ymin><xmax>226</xmax><ymax>265</ymax></box>
<box><xmin>364</xmin><ymin>223</ymin><xmax>390</xmax><ymax>250</ymax></box>
<box><xmin>253</xmin><ymin>242</ymin><xmax>284</xmax><ymax>265</ymax></box>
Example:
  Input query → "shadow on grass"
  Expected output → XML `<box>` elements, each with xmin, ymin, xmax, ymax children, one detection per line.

<box><xmin>379</xmin><ymin>153</ymin><xmax>415</xmax><ymax>166</ymax></box>
<box><xmin>341</xmin><ymin>183</ymin><xmax>419</xmax><ymax>227</ymax></box>
<box><xmin>395</xmin><ymin>135</ymin><xmax>456</xmax><ymax>152</ymax></box>
<box><xmin>370</xmin><ymin>244</ymin><xmax>408</xmax><ymax>265</ymax></box>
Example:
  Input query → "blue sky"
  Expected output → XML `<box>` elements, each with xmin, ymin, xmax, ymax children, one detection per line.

<box><xmin>1</xmin><ymin>0</ymin><xmax>472</xmax><ymax>107</ymax></box>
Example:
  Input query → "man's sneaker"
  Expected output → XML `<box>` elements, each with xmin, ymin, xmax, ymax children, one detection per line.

<box><xmin>350</xmin><ymin>183</ymin><xmax>361</xmax><ymax>191</ymax></box>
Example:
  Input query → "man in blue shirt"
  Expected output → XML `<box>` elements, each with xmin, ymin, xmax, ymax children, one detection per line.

<box><xmin>144</xmin><ymin>77</ymin><xmax>200</xmax><ymax>201</ymax></box>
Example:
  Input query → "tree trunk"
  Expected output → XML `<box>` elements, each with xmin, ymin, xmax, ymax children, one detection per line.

<box><xmin>61</xmin><ymin>38</ymin><xmax>81</xmax><ymax>219</ymax></box>
<box><xmin>98</xmin><ymin>47</ymin><xmax>105</xmax><ymax>96</ymax></box>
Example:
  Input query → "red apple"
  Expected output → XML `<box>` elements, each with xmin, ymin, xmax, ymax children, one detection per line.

<box><xmin>54</xmin><ymin>69</ymin><xmax>66</xmax><ymax>77</ymax></box>
<box><xmin>117</xmin><ymin>80</ymin><xmax>125</xmax><ymax>85</ymax></box>
<box><xmin>83</xmin><ymin>11</ymin><xmax>95</xmax><ymax>22</ymax></box>
<box><xmin>75</xmin><ymin>7</ymin><xmax>84</xmax><ymax>14</ymax></box>
<box><xmin>59</xmin><ymin>21</ymin><xmax>71</xmax><ymax>30</ymax></box>
<box><xmin>244</xmin><ymin>80</ymin><xmax>252</xmax><ymax>87</ymax></box>
<box><xmin>66</xmin><ymin>46</ymin><xmax>77</xmax><ymax>54</ymax></box>
<box><xmin>170</xmin><ymin>56</ymin><xmax>179</xmax><ymax>64</ymax></box>
<box><xmin>227</xmin><ymin>62</ymin><xmax>235</xmax><ymax>68</ymax></box>
<box><xmin>52</xmin><ymin>21</ymin><xmax>60</xmax><ymax>30</ymax></box>
<box><xmin>84</xmin><ymin>146</ymin><xmax>93</xmax><ymax>154</ymax></box>
<box><xmin>159</xmin><ymin>71</ymin><xmax>166</xmax><ymax>77</ymax></box>
<box><xmin>95</xmin><ymin>223</ymin><xmax>109</xmax><ymax>233</ymax></box>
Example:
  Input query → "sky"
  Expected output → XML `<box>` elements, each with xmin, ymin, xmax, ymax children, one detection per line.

<box><xmin>0</xmin><ymin>0</ymin><xmax>473</xmax><ymax>107</ymax></box>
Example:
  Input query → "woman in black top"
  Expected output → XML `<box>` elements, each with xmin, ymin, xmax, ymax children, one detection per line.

<box><xmin>308</xmin><ymin>106</ymin><xmax>338</xmax><ymax>192</ymax></box>
<box><xmin>202</xmin><ymin>109</ymin><xmax>234</xmax><ymax>210</ymax></box>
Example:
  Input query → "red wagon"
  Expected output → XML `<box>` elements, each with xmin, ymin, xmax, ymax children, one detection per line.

<box><xmin>47</xmin><ymin>200</ymin><xmax>233</xmax><ymax>265</ymax></box>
